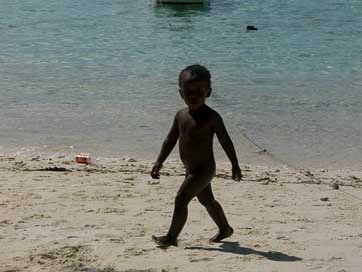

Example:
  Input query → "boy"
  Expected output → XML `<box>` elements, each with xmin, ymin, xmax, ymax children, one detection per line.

<box><xmin>151</xmin><ymin>64</ymin><xmax>242</xmax><ymax>248</ymax></box>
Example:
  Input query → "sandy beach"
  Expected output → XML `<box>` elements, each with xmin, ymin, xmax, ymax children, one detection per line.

<box><xmin>1</xmin><ymin>154</ymin><xmax>362</xmax><ymax>272</ymax></box>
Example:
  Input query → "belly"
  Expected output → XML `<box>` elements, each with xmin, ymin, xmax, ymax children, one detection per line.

<box><xmin>179</xmin><ymin>138</ymin><xmax>215</xmax><ymax>171</ymax></box>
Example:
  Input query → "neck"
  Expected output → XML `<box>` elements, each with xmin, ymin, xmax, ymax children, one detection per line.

<box><xmin>188</xmin><ymin>104</ymin><xmax>207</xmax><ymax>113</ymax></box>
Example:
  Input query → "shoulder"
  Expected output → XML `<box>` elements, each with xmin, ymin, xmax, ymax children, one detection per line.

<box><xmin>176</xmin><ymin>107</ymin><xmax>188</xmax><ymax>117</ymax></box>
<box><xmin>203</xmin><ymin>107</ymin><xmax>226</xmax><ymax>133</ymax></box>
<box><xmin>205</xmin><ymin>105</ymin><xmax>223</xmax><ymax>122</ymax></box>
<box><xmin>177</xmin><ymin>107</ymin><xmax>188</xmax><ymax>114</ymax></box>
<box><xmin>174</xmin><ymin>108</ymin><xmax>188</xmax><ymax>121</ymax></box>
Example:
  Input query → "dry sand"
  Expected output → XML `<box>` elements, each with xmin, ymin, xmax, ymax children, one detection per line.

<box><xmin>1</xmin><ymin>154</ymin><xmax>362</xmax><ymax>272</ymax></box>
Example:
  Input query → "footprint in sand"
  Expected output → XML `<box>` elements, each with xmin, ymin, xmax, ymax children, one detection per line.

<box><xmin>23</xmin><ymin>214</ymin><xmax>51</xmax><ymax>220</ymax></box>
<box><xmin>29</xmin><ymin>245</ymin><xmax>91</xmax><ymax>265</ymax></box>
<box><xmin>189</xmin><ymin>256</ymin><xmax>213</xmax><ymax>262</ymax></box>
<box><xmin>124</xmin><ymin>247</ymin><xmax>149</xmax><ymax>257</ymax></box>
<box><xmin>109</xmin><ymin>237</ymin><xmax>124</xmax><ymax>243</ymax></box>
<box><xmin>0</xmin><ymin>219</ymin><xmax>12</xmax><ymax>226</ymax></box>
<box><xmin>96</xmin><ymin>207</ymin><xmax>125</xmax><ymax>214</ymax></box>
<box><xmin>1</xmin><ymin>268</ymin><xmax>22</xmax><ymax>272</ymax></box>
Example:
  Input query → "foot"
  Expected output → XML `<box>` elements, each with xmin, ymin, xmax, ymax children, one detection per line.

<box><xmin>209</xmin><ymin>226</ymin><xmax>234</xmax><ymax>243</ymax></box>
<box><xmin>152</xmin><ymin>235</ymin><xmax>177</xmax><ymax>248</ymax></box>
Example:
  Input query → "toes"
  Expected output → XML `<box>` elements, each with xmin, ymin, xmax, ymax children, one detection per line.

<box><xmin>152</xmin><ymin>235</ymin><xmax>177</xmax><ymax>248</ymax></box>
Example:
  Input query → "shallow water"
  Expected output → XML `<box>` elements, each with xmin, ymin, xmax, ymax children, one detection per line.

<box><xmin>1</xmin><ymin>0</ymin><xmax>362</xmax><ymax>168</ymax></box>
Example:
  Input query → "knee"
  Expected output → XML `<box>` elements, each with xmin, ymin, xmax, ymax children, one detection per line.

<box><xmin>174</xmin><ymin>193</ymin><xmax>190</xmax><ymax>208</ymax></box>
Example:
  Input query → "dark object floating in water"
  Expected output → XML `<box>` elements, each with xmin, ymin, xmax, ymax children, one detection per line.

<box><xmin>247</xmin><ymin>25</ymin><xmax>258</xmax><ymax>31</ymax></box>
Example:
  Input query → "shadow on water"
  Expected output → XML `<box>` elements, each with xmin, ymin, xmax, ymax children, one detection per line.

<box><xmin>153</xmin><ymin>2</ymin><xmax>210</xmax><ymax>18</ymax></box>
<box><xmin>185</xmin><ymin>241</ymin><xmax>303</xmax><ymax>262</ymax></box>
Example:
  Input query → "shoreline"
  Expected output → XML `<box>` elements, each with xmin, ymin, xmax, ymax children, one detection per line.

<box><xmin>2</xmin><ymin>153</ymin><xmax>362</xmax><ymax>191</ymax></box>
<box><xmin>2</xmin><ymin>125</ymin><xmax>362</xmax><ymax>172</ymax></box>
<box><xmin>1</xmin><ymin>147</ymin><xmax>362</xmax><ymax>172</ymax></box>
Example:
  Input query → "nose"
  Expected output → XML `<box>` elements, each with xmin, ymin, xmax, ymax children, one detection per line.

<box><xmin>188</xmin><ymin>94</ymin><xmax>198</xmax><ymax>99</ymax></box>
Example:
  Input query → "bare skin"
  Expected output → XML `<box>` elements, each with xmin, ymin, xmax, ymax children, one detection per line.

<box><xmin>151</xmin><ymin>77</ymin><xmax>242</xmax><ymax>248</ymax></box>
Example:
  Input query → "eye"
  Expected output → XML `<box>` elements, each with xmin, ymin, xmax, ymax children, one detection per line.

<box><xmin>184</xmin><ymin>90</ymin><xmax>192</xmax><ymax>96</ymax></box>
<box><xmin>184</xmin><ymin>89</ymin><xmax>194</xmax><ymax>96</ymax></box>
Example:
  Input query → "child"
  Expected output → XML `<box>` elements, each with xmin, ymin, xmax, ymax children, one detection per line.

<box><xmin>151</xmin><ymin>64</ymin><xmax>242</xmax><ymax>248</ymax></box>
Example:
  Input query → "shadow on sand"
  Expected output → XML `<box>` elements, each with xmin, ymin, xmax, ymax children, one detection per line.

<box><xmin>185</xmin><ymin>241</ymin><xmax>302</xmax><ymax>262</ymax></box>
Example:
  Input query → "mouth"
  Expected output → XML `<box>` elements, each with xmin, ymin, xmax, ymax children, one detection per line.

<box><xmin>188</xmin><ymin>99</ymin><xmax>199</xmax><ymax>104</ymax></box>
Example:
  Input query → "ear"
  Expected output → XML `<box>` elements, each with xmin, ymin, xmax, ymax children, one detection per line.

<box><xmin>207</xmin><ymin>88</ymin><xmax>212</xmax><ymax>97</ymax></box>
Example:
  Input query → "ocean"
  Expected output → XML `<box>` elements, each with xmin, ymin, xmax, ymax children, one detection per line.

<box><xmin>1</xmin><ymin>0</ymin><xmax>362</xmax><ymax>169</ymax></box>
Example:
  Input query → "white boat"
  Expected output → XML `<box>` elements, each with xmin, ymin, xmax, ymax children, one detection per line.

<box><xmin>156</xmin><ymin>0</ymin><xmax>206</xmax><ymax>4</ymax></box>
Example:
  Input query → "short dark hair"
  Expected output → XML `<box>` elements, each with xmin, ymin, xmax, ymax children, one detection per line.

<box><xmin>178</xmin><ymin>64</ymin><xmax>211</xmax><ymax>87</ymax></box>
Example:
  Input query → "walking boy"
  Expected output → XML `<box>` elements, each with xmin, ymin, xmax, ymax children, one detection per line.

<box><xmin>151</xmin><ymin>64</ymin><xmax>242</xmax><ymax>248</ymax></box>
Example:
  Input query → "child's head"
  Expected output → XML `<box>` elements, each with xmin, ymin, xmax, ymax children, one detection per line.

<box><xmin>178</xmin><ymin>64</ymin><xmax>211</xmax><ymax>87</ymax></box>
<box><xmin>178</xmin><ymin>64</ymin><xmax>212</xmax><ymax>111</ymax></box>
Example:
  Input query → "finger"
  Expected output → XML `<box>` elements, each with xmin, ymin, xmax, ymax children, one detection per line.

<box><xmin>151</xmin><ymin>172</ymin><xmax>159</xmax><ymax>179</ymax></box>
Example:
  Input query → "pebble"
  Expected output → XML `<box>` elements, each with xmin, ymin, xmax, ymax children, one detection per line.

<box><xmin>126</xmin><ymin>158</ymin><xmax>137</xmax><ymax>163</ymax></box>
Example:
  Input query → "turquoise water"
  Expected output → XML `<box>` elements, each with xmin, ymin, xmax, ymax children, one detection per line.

<box><xmin>1</xmin><ymin>0</ymin><xmax>362</xmax><ymax>168</ymax></box>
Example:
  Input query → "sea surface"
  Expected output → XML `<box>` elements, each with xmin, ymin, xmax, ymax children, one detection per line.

<box><xmin>1</xmin><ymin>0</ymin><xmax>362</xmax><ymax>169</ymax></box>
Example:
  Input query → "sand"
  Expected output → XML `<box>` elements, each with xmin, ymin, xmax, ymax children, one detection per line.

<box><xmin>1</xmin><ymin>154</ymin><xmax>362</xmax><ymax>272</ymax></box>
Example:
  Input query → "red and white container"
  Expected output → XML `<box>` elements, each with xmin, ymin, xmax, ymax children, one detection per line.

<box><xmin>75</xmin><ymin>153</ymin><xmax>91</xmax><ymax>164</ymax></box>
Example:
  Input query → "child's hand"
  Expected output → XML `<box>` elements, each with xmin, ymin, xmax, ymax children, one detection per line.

<box><xmin>151</xmin><ymin>163</ymin><xmax>163</xmax><ymax>179</ymax></box>
<box><xmin>232</xmin><ymin>165</ymin><xmax>242</xmax><ymax>182</ymax></box>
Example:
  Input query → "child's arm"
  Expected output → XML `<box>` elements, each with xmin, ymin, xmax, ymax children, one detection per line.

<box><xmin>151</xmin><ymin>113</ymin><xmax>179</xmax><ymax>179</ymax></box>
<box><xmin>214</xmin><ymin>113</ymin><xmax>242</xmax><ymax>182</ymax></box>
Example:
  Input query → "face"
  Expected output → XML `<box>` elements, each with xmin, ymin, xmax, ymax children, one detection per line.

<box><xmin>179</xmin><ymin>79</ymin><xmax>211</xmax><ymax>111</ymax></box>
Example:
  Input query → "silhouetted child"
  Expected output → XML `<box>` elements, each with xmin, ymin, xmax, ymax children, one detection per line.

<box><xmin>151</xmin><ymin>64</ymin><xmax>242</xmax><ymax>248</ymax></box>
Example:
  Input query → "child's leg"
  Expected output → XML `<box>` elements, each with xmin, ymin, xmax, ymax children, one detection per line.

<box><xmin>153</xmin><ymin>170</ymin><xmax>212</xmax><ymax>248</ymax></box>
<box><xmin>197</xmin><ymin>184</ymin><xmax>233</xmax><ymax>242</ymax></box>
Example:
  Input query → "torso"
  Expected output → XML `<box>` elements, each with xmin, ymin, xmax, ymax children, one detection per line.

<box><xmin>177</xmin><ymin>105</ymin><xmax>216</xmax><ymax>172</ymax></box>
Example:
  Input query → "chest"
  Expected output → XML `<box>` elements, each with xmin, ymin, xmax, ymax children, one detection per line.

<box><xmin>179</xmin><ymin>114</ymin><xmax>214</xmax><ymax>139</ymax></box>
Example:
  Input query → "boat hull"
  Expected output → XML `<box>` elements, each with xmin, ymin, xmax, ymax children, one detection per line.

<box><xmin>156</xmin><ymin>0</ymin><xmax>206</xmax><ymax>4</ymax></box>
